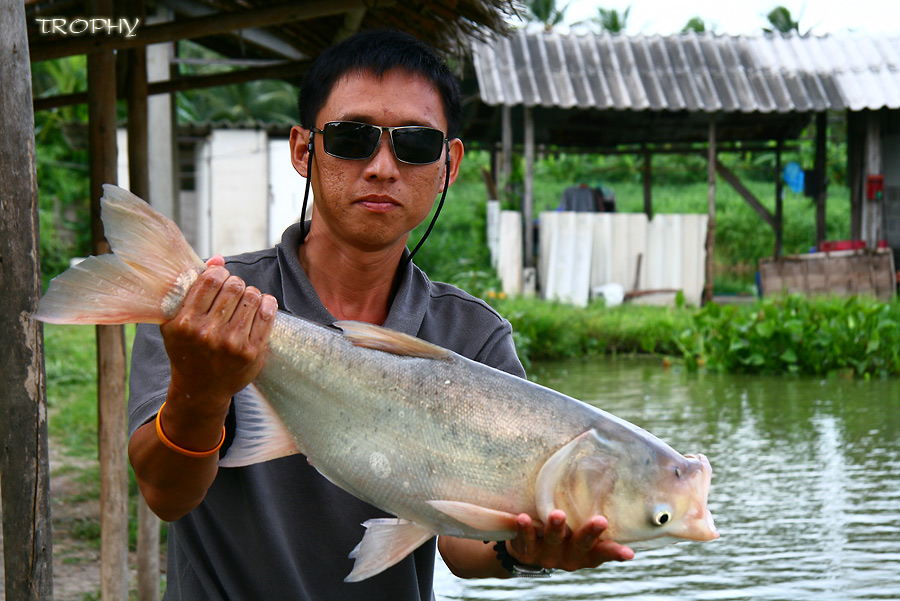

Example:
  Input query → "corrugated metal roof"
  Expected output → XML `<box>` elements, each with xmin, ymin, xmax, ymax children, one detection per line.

<box><xmin>472</xmin><ymin>31</ymin><xmax>900</xmax><ymax>113</ymax></box>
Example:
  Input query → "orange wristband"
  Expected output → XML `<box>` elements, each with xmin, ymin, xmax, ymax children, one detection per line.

<box><xmin>155</xmin><ymin>401</ymin><xmax>225</xmax><ymax>459</ymax></box>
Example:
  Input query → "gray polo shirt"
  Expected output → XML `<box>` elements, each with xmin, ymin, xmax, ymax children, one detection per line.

<box><xmin>128</xmin><ymin>222</ymin><xmax>525</xmax><ymax>600</ymax></box>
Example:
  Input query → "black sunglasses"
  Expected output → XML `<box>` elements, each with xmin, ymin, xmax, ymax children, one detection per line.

<box><xmin>310</xmin><ymin>121</ymin><xmax>447</xmax><ymax>165</ymax></box>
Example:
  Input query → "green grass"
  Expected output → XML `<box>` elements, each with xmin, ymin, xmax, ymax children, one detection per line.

<box><xmin>44</xmin><ymin>323</ymin><xmax>163</xmax><ymax>554</ymax></box>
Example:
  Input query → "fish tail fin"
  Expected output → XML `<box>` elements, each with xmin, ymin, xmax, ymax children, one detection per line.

<box><xmin>34</xmin><ymin>185</ymin><xmax>206</xmax><ymax>325</ymax></box>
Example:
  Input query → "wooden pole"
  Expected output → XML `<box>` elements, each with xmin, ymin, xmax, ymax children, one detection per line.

<box><xmin>704</xmin><ymin>115</ymin><xmax>717</xmax><ymax>304</ymax></box>
<box><xmin>123</xmin><ymin>2</ymin><xmax>161</xmax><ymax>597</ymax></box>
<box><xmin>862</xmin><ymin>110</ymin><xmax>882</xmax><ymax>248</ymax></box>
<box><xmin>0</xmin><ymin>2</ymin><xmax>53</xmax><ymax>599</ymax></box>
<box><xmin>643</xmin><ymin>147</ymin><xmax>653</xmax><ymax>219</ymax></box>
<box><xmin>523</xmin><ymin>105</ymin><xmax>535</xmax><ymax>268</ymax></box>
<box><xmin>814</xmin><ymin>112</ymin><xmax>828</xmax><ymax>246</ymax></box>
<box><xmin>501</xmin><ymin>104</ymin><xmax>512</xmax><ymax>199</ymax></box>
<box><xmin>775</xmin><ymin>140</ymin><xmax>784</xmax><ymax>258</ymax></box>
<box><xmin>87</xmin><ymin>1</ymin><xmax>129</xmax><ymax>598</ymax></box>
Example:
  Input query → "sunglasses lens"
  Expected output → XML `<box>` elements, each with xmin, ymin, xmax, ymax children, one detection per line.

<box><xmin>391</xmin><ymin>127</ymin><xmax>445</xmax><ymax>164</ymax></box>
<box><xmin>323</xmin><ymin>122</ymin><xmax>381</xmax><ymax>160</ymax></box>
<box><xmin>321</xmin><ymin>122</ymin><xmax>445</xmax><ymax>164</ymax></box>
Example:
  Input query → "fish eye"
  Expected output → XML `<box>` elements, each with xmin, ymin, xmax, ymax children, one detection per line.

<box><xmin>674</xmin><ymin>466</ymin><xmax>682</xmax><ymax>478</ymax></box>
<box><xmin>652</xmin><ymin>508</ymin><xmax>672</xmax><ymax>527</ymax></box>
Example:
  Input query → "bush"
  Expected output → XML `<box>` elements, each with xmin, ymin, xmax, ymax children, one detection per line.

<box><xmin>674</xmin><ymin>295</ymin><xmax>900</xmax><ymax>378</ymax></box>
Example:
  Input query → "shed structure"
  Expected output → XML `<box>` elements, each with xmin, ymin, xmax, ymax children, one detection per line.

<box><xmin>465</xmin><ymin>30</ymin><xmax>900</xmax><ymax>299</ymax></box>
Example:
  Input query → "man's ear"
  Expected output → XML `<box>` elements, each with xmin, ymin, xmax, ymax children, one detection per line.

<box><xmin>442</xmin><ymin>138</ymin><xmax>465</xmax><ymax>191</ymax></box>
<box><xmin>289</xmin><ymin>125</ymin><xmax>312</xmax><ymax>176</ymax></box>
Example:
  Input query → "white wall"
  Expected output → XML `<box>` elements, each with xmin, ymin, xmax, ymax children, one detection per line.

<box><xmin>267</xmin><ymin>138</ymin><xmax>311</xmax><ymax>247</ymax></box>
<box><xmin>539</xmin><ymin>211</ymin><xmax>708</xmax><ymax>307</ymax></box>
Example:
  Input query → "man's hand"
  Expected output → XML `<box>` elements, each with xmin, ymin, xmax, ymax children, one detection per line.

<box><xmin>506</xmin><ymin>510</ymin><xmax>634</xmax><ymax>572</ymax></box>
<box><xmin>161</xmin><ymin>256</ymin><xmax>278</xmax><ymax>416</ymax></box>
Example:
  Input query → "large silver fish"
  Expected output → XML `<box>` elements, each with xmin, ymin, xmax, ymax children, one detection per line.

<box><xmin>35</xmin><ymin>185</ymin><xmax>718</xmax><ymax>582</ymax></box>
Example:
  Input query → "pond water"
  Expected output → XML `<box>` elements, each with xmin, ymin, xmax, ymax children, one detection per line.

<box><xmin>434</xmin><ymin>358</ymin><xmax>900</xmax><ymax>601</ymax></box>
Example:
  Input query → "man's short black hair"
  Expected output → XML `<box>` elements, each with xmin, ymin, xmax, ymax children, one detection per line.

<box><xmin>298</xmin><ymin>29</ymin><xmax>463</xmax><ymax>139</ymax></box>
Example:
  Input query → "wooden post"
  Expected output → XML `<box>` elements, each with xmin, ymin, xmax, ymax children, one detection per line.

<box><xmin>775</xmin><ymin>140</ymin><xmax>784</xmax><ymax>258</ymax></box>
<box><xmin>862</xmin><ymin>110</ymin><xmax>882</xmax><ymax>248</ymax></box>
<box><xmin>124</xmin><ymin>2</ymin><xmax>162</xmax><ymax>597</ymax></box>
<box><xmin>814</xmin><ymin>112</ymin><xmax>828</xmax><ymax>246</ymax></box>
<box><xmin>87</xmin><ymin>1</ymin><xmax>130</xmax><ymax>598</ymax></box>
<box><xmin>0</xmin><ymin>3</ymin><xmax>53</xmax><ymax>599</ymax></box>
<box><xmin>643</xmin><ymin>147</ymin><xmax>653</xmax><ymax>219</ymax></box>
<box><xmin>501</xmin><ymin>104</ymin><xmax>512</xmax><ymax>199</ymax></box>
<box><xmin>704</xmin><ymin>115</ymin><xmax>717</xmax><ymax>304</ymax></box>
<box><xmin>523</xmin><ymin>105</ymin><xmax>535</xmax><ymax>268</ymax></box>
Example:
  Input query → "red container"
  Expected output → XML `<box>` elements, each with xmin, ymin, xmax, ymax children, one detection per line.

<box><xmin>819</xmin><ymin>240</ymin><xmax>866</xmax><ymax>252</ymax></box>
<box><xmin>818</xmin><ymin>239</ymin><xmax>889</xmax><ymax>251</ymax></box>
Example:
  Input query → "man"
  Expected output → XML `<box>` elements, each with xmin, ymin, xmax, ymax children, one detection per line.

<box><xmin>128</xmin><ymin>30</ymin><xmax>632</xmax><ymax>600</ymax></box>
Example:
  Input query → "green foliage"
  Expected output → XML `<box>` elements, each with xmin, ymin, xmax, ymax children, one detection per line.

<box><xmin>521</xmin><ymin>0</ymin><xmax>570</xmax><ymax>31</ymax></box>
<box><xmin>674</xmin><ymin>296</ymin><xmax>900</xmax><ymax>377</ymax></box>
<box><xmin>682</xmin><ymin>17</ymin><xmax>707</xmax><ymax>34</ymax></box>
<box><xmin>176</xmin><ymin>41</ymin><xmax>299</xmax><ymax>125</ymax></box>
<box><xmin>33</xmin><ymin>56</ymin><xmax>92</xmax><ymax>286</ymax></box>
<box><xmin>764</xmin><ymin>6</ymin><xmax>800</xmax><ymax>34</ymax></box>
<box><xmin>572</xmin><ymin>5</ymin><xmax>631</xmax><ymax>33</ymax></box>
<box><xmin>488</xmin><ymin>297</ymin><xmax>693</xmax><ymax>367</ymax></box>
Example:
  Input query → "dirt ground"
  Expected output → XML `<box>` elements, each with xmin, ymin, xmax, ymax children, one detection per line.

<box><xmin>1</xmin><ymin>447</ymin><xmax>152</xmax><ymax>601</ymax></box>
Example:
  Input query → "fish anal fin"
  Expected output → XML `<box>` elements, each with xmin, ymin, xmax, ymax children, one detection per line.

<box><xmin>217</xmin><ymin>384</ymin><xmax>301</xmax><ymax>468</ymax></box>
<box><xmin>335</xmin><ymin>320</ymin><xmax>450</xmax><ymax>359</ymax></box>
<box><xmin>345</xmin><ymin>519</ymin><xmax>434</xmax><ymax>582</ymax></box>
<box><xmin>426</xmin><ymin>500</ymin><xmax>519</xmax><ymax>536</ymax></box>
<box><xmin>535</xmin><ymin>429</ymin><xmax>619</xmax><ymax>528</ymax></box>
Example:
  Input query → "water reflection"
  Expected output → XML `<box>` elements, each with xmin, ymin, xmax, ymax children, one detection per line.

<box><xmin>435</xmin><ymin>358</ymin><xmax>900</xmax><ymax>600</ymax></box>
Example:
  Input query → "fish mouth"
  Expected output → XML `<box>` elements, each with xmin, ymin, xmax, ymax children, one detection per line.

<box><xmin>681</xmin><ymin>453</ymin><xmax>719</xmax><ymax>542</ymax></box>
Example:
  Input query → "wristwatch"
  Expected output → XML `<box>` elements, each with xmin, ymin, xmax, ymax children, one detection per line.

<box><xmin>492</xmin><ymin>541</ymin><xmax>554</xmax><ymax>578</ymax></box>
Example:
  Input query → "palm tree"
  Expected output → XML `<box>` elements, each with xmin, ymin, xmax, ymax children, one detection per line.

<box><xmin>578</xmin><ymin>5</ymin><xmax>631</xmax><ymax>33</ymax></box>
<box><xmin>764</xmin><ymin>6</ymin><xmax>801</xmax><ymax>34</ymax></box>
<box><xmin>522</xmin><ymin>0</ymin><xmax>570</xmax><ymax>31</ymax></box>
<box><xmin>682</xmin><ymin>17</ymin><xmax>707</xmax><ymax>34</ymax></box>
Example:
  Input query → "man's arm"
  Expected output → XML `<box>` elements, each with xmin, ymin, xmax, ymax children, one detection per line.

<box><xmin>128</xmin><ymin>257</ymin><xmax>277</xmax><ymax>521</ymax></box>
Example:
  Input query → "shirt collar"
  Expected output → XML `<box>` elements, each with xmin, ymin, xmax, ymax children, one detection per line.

<box><xmin>275</xmin><ymin>222</ymin><xmax>429</xmax><ymax>337</ymax></box>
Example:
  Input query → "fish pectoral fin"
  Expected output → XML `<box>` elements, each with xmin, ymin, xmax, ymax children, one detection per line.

<box><xmin>535</xmin><ymin>429</ymin><xmax>619</xmax><ymax>527</ymax></box>
<box><xmin>334</xmin><ymin>320</ymin><xmax>451</xmax><ymax>359</ymax></box>
<box><xmin>426</xmin><ymin>500</ymin><xmax>519</xmax><ymax>536</ymax></box>
<box><xmin>345</xmin><ymin>518</ymin><xmax>435</xmax><ymax>582</ymax></box>
<box><xmin>217</xmin><ymin>384</ymin><xmax>302</xmax><ymax>468</ymax></box>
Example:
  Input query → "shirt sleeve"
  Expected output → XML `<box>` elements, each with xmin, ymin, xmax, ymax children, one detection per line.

<box><xmin>127</xmin><ymin>323</ymin><xmax>172</xmax><ymax>439</ymax></box>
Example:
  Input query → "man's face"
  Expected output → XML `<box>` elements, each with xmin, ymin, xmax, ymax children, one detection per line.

<box><xmin>291</xmin><ymin>68</ymin><xmax>463</xmax><ymax>254</ymax></box>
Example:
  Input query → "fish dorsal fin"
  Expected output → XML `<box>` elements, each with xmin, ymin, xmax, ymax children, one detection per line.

<box><xmin>217</xmin><ymin>384</ymin><xmax>302</xmax><ymax>468</ymax></box>
<box><xmin>534</xmin><ymin>429</ymin><xmax>619</xmax><ymax>528</ymax></box>
<box><xmin>334</xmin><ymin>320</ymin><xmax>451</xmax><ymax>359</ymax></box>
